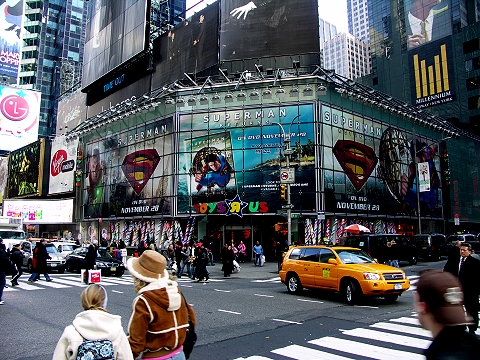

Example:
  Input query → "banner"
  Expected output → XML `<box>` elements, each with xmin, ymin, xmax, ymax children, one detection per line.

<box><xmin>418</xmin><ymin>161</ymin><xmax>431</xmax><ymax>192</ymax></box>
<box><xmin>3</xmin><ymin>199</ymin><xmax>74</xmax><ymax>223</ymax></box>
<box><xmin>48</xmin><ymin>137</ymin><xmax>78</xmax><ymax>195</ymax></box>
<box><xmin>0</xmin><ymin>0</ymin><xmax>24</xmax><ymax>79</ymax></box>
<box><xmin>0</xmin><ymin>156</ymin><xmax>7</xmax><ymax>203</ymax></box>
<box><xmin>321</xmin><ymin>105</ymin><xmax>442</xmax><ymax>218</ymax></box>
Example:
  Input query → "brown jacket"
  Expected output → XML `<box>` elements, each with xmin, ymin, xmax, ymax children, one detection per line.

<box><xmin>127</xmin><ymin>277</ymin><xmax>196</xmax><ymax>359</ymax></box>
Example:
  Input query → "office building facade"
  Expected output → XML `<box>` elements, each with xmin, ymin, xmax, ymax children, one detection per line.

<box><xmin>347</xmin><ymin>0</ymin><xmax>370</xmax><ymax>43</ymax></box>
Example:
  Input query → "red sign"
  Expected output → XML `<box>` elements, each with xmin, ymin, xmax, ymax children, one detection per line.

<box><xmin>51</xmin><ymin>149</ymin><xmax>67</xmax><ymax>177</ymax></box>
<box><xmin>1</xmin><ymin>95</ymin><xmax>29</xmax><ymax>121</ymax></box>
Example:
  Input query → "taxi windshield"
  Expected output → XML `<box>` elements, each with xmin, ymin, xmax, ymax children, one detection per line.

<box><xmin>335</xmin><ymin>249</ymin><xmax>376</xmax><ymax>264</ymax></box>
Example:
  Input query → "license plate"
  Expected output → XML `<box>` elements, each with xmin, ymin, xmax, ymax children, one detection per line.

<box><xmin>111</xmin><ymin>267</ymin><xmax>116</xmax><ymax>272</ymax></box>
<box><xmin>51</xmin><ymin>263</ymin><xmax>57</xmax><ymax>267</ymax></box>
<box><xmin>394</xmin><ymin>283</ymin><xmax>402</xmax><ymax>290</ymax></box>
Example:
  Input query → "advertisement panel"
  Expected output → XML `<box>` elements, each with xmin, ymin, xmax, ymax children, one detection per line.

<box><xmin>0</xmin><ymin>85</ymin><xmax>40</xmax><ymax>152</ymax></box>
<box><xmin>7</xmin><ymin>138</ymin><xmax>45</xmax><ymax>198</ymax></box>
<box><xmin>56</xmin><ymin>90</ymin><xmax>87</xmax><ymax>135</ymax></box>
<box><xmin>408</xmin><ymin>38</ymin><xmax>455</xmax><ymax>109</ymax></box>
<box><xmin>82</xmin><ymin>0</ymin><xmax>148</xmax><ymax>88</ymax></box>
<box><xmin>153</xmin><ymin>3</ymin><xmax>218</xmax><ymax>89</ymax></box>
<box><xmin>177</xmin><ymin>104</ymin><xmax>316</xmax><ymax>215</ymax></box>
<box><xmin>322</xmin><ymin>105</ymin><xmax>443</xmax><ymax>218</ymax></box>
<box><xmin>3</xmin><ymin>199</ymin><xmax>74</xmax><ymax>223</ymax></box>
<box><xmin>0</xmin><ymin>156</ymin><xmax>8</xmax><ymax>203</ymax></box>
<box><xmin>405</xmin><ymin>0</ymin><xmax>451</xmax><ymax>50</ymax></box>
<box><xmin>220</xmin><ymin>0</ymin><xmax>319</xmax><ymax>61</ymax></box>
<box><xmin>84</xmin><ymin>117</ymin><xmax>173</xmax><ymax>218</ymax></box>
<box><xmin>0</xmin><ymin>0</ymin><xmax>24</xmax><ymax>79</ymax></box>
<box><xmin>48</xmin><ymin>137</ymin><xmax>78</xmax><ymax>195</ymax></box>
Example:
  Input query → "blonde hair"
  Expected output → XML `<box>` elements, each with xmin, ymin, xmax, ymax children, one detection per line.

<box><xmin>133</xmin><ymin>273</ymin><xmax>176</xmax><ymax>293</ymax></box>
<box><xmin>81</xmin><ymin>284</ymin><xmax>108</xmax><ymax>312</ymax></box>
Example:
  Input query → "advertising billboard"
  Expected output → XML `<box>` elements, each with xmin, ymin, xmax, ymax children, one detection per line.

<box><xmin>3</xmin><ymin>199</ymin><xmax>74</xmax><ymax>223</ymax></box>
<box><xmin>321</xmin><ymin>105</ymin><xmax>443</xmax><ymax>218</ymax></box>
<box><xmin>84</xmin><ymin>117</ymin><xmax>173</xmax><ymax>218</ymax></box>
<box><xmin>82</xmin><ymin>0</ymin><xmax>148</xmax><ymax>88</ymax></box>
<box><xmin>0</xmin><ymin>85</ymin><xmax>40</xmax><ymax>152</ymax></box>
<box><xmin>48</xmin><ymin>137</ymin><xmax>78</xmax><ymax>195</ymax></box>
<box><xmin>0</xmin><ymin>156</ymin><xmax>8</xmax><ymax>203</ymax></box>
<box><xmin>177</xmin><ymin>104</ymin><xmax>316</xmax><ymax>215</ymax></box>
<box><xmin>0</xmin><ymin>0</ymin><xmax>24</xmax><ymax>79</ymax></box>
<box><xmin>7</xmin><ymin>138</ymin><xmax>45</xmax><ymax>198</ymax></box>
<box><xmin>152</xmin><ymin>3</ymin><xmax>218</xmax><ymax>89</ymax></box>
<box><xmin>56</xmin><ymin>90</ymin><xmax>87</xmax><ymax>135</ymax></box>
<box><xmin>220</xmin><ymin>0</ymin><xmax>319</xmax><ymax>61</ymax></box>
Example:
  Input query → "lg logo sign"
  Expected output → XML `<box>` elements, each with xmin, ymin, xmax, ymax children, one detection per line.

<box><xmin>0</xmin><ymin>95</ymin><xmax>29</xmax><ymax>121</ymax></box>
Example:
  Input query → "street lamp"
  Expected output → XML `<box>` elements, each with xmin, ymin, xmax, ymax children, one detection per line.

<box><xmin>272</xmin><ymin>115</ymin><xmax>301</xmax><ymax>245</ymax></box>
<box><xmin>413</xmin><ymin>131</ymin><xmax>452</xmax><ymax>234</ymax></box>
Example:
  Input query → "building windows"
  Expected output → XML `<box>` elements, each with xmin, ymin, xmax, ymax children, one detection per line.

<box><xmin>464</xmin><ymin>39</ymin><xmax>480</xmax><ymax>54</ymax></box>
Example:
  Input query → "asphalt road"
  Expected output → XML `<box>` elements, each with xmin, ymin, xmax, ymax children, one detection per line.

<box><xmin>0</xmin><ymin>259</ymin><xmax>446</xmax><ymax>360</ymax></box>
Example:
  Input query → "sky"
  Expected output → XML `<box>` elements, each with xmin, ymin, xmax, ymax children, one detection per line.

<box><xmin>185</xmin><ymin>0</ymin><xmax>349</xmax><ymax>33</ymax></box>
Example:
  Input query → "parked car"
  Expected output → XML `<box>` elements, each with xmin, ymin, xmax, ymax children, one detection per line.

<box><xmin>279</xmin><ymin>245</ymin><xmax>410</xmax><ymax>304</ymax></box>
<box><xmin>65</xmin><ymin>247</ymin><xmax>125</xmax><ymax>277</ymax></box>
<box><xmin>20</xmin><ymin>240</ymin><xmax>66</xmax><ymax>273</ymax></box>
<box><xmin>343</xmin><ymin>234</ymin><xmax>417</xmax><ymax>265</ymax></box>
<box><xmin>411</xmin><ymin>233</ymin><xmax>450</xmax><ymax>261</ymax></box>
<box><xmin>50</xmin><ymin>241</ymin><xmax>79</xmax><ymax>257</ymax></box>
<box><xmin>447</xmin><ymin>234</ymin><xmax>476</xmax><ymax>245</ymax></box>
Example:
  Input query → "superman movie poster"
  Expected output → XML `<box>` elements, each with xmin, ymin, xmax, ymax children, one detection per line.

<box><xmin>83</xmin><ymin>117</ymin><xmax>173</xmax><ymax>218</ymax></box>
<box><xmin>321</xmin><ymin>105</ymin><xmax>443</xmax><ymax>218</ymax></box>
<box><xmin>177</xmin><ymin>104</ymin><xmax>316</xmax><ymax>215</ymax></box>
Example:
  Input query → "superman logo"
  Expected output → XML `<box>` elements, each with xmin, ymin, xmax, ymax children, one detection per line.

<box><xmin>333</xmin><ymin>140</ymin><xmax>377</xmax><ymax>191</ymax></box>
<box><xmin>121</xmin><ymin>149</ymin><xmax>160</xmax><ymax>194</ymax></box>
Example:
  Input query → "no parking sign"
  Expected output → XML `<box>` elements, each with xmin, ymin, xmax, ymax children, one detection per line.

<box><xmin>279</xmin><ymin>168</ymin><xmax>295</xmax><ymax>184</ymax></box>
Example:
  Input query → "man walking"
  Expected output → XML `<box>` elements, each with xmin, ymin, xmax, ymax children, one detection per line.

<box><xmin>253</xmin><ymin>241</ymin><xmax>263</xmax><ymax>267</ymax></box>
<box><xmin>443</xmin><ymin>242</ymin><xmax>480</xmax><ymax>334</ymax></box>
<box><xmin>0</xmin><ymin>239</ymin><xmax>8</xmax><ymax>304</ymax></box>
<box><xmin>28</xmin><ymin>239</ymin><xmax>52</xmax><ymax>282</ymax></box>
<box><xmin>10</xmin><ymin>243</ymin><xmax>24</xmax><ymax>286</ymax></box>
<box><xmin>415</xmin><ymin>269</ymin><xmax>480</xmax><ymax>359</ymax></box>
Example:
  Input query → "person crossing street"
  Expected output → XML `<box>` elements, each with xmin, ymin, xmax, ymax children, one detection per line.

<box><xmin>10</xmin><ymin>243</ymin><xmax>24</xmax><ymax>286</ymax></box>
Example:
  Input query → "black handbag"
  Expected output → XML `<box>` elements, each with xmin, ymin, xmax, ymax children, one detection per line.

<box><xmin>181</xmin><ymin>293</ymin><xmax>197</xmax><ymax>359</ymax></box>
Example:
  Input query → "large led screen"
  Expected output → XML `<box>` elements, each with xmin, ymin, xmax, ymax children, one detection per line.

<box><xmin>321</xmin><ymin>105</ymin><xmax>443</xmax><ymax>218</ymax></box>
<box><xmin>49</xmin><ymin>137</ymin><xmax>78</xmax><ymax>195</ymax></box>
<box><xmin>220</xmin><ymin>0</ymin><xmax>320</xmax><ymax>61</ymax></box>
<box><xmin>7</xmin><ymin>139</ymin><xmax>45</xmax><ymax>198</ymax></box>
<box><xmin>0</xmin><ymin>85</ymin><xmax>40</xmax><ymax>152</ymax></box>
<box><xmin>0</xmin><ymin>156</ymin><xmax>8</xmax><ymax>203</ymax></box>
<box><xmin>405</xmin><ymin>0</ymin><xmax>451</xmax><ymax>50</ymax></box>
<box><xmin>3</xmin><ymin>199</ymin><xmax>74</xmax><ymax>223</ymax></box>
<box><xmin>152</xmin><ymin>3</ymin><xmax>218</xmax><ymax>89</ymax></box>
<box><xmin>0</xmin><ymin>0</ymin><xmax>24</xmax><ymax>79</ymax></box>
<box><xmin>82</xmin><ymin>0</ymin><xmax>148</xmax><ymax>88</ymax></box>
<box><xmin>177</xmin><ymin>104</ymin><xmax>316</xmax><ymax>215</ymax></box>
<box><xmin>56</xmin><ymin>90</ymin><xmax>87</xmax><ymax>135</ymax></box>
<box><xmin>84</xmin><ymin>118</ymin><xmax>173</xmax><ymax>219</ymax></box>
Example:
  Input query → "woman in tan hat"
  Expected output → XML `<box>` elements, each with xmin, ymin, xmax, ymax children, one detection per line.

<box><xmin>127</xmin><ymin>250</ymin><xmax>196</xmax><ymax>360</ymax></box>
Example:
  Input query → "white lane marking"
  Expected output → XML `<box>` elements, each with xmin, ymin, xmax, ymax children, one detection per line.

<box><xmin>97</xmin><ymin>277</ymin><xmax>132</xmax><ymax>285</ymax></box>
<box><xmin>50</xmin><ymin>278</ymin><xmax>88</xmax><ymax>287</ymax></box>
<box><xmin>214</xmin><ymin>289</ymin><xmax>231</xmax><ymax>293</ymax></box>
<box><xmin>272</xmin><ymin>318</ymin><xmax>302</xmax><ymax>325</ymax></box>
<box><xmin>272</xmin><ymin>344</ymin><xmax>353</xmax><ymax>360</ymax></box>
<box><xmin>340</xmin><ymin>328</ymin><xmax>430</xmax><ymax>349</ymax></box>
<box><xmin>252</xmin><ymin>277</ymin><xmax>281</xmax><ymax>283</ymax></box>
<box><xmin>353</xmin><ymin>305</ymin><xmax>378</xmax><ymax>309</ymax></box>
<box><xmin>180</xmin><ymin>285</ymin><xmax>193</xmax><ymax>288</ymax></box>
<box><xmin>233</xmin><ymin>357</ymin><xmax>273</xmax><ymax>360</ymax></box>
<box><xmin>254</xmin><ymin>294</ymin><xmax>274</xmax><ymax>298</ymax></box>
<box><xmin>310</xmin><ymin>337</ymin><xmax>424</xmax><ymax>360</ymax></box>
<box><xmin>391</xmin><ymin>317</ymin><xmax>421</xmax><ymax>325</ymax></box>
<box><xmin>32</xmin><ymin>280</ymin><xmax>69</xmax><ymax>289</ymax></box>
<box><xmin>111</xmin><ymin>290</ymin><xmax>123</xmax><ymax>294</ymax></box>
<box><xmin>297</xmin><ymin>299</ymin><xmax>324</xmax><ymax>304</ymax></box>
<box><xmin>5</xmin><ymin>282</ymin><xmax>42</xmax><ymax>291</ymax></box>
<box><xmin>218</xmin><ymin>309</ymin><xmax>241</xmax><ymax>315</ymax></box>
<box><xmin>370</xmin><ymin>322</ymin><xmax>432</xmax><ymax>338</ymax></box>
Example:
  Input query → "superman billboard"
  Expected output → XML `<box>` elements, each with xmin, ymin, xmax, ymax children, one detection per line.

<box><xmin>177</xmin><ymin>104</ymin><xmax>317</xmax><ymax>215</ymax></box>
<box><xmin>321</xmin><ymin>105</ymin><xmax>443</xmax><ymax>218</ymax></box>
<box><xmin>83</xmin><ymin>117</ymin><xmax>173</xmax><ymax>218</ymax></box>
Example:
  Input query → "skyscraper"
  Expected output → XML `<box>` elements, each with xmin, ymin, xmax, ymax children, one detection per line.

<box><xmin>346</xmin><ymin>0</ymin><xmax>370</xmax><ymax>43</ymax></box>
<box><xmin>319</xmin><ymin>18</ymin><xmax>338</xmax><ymax>49</ymax></box>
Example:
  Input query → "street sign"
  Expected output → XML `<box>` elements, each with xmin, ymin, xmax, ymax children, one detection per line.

<box><xmin>282</xmin><ymin>204</ymin><xmax>294</xmax><ymax>209</ymax></box>
<box><xmin>317</xmin><ymin>210</ymin><xmax>325</xmax><ymax>220</ymax></box>
<box><xmin>291</xmin><ymin>213</ymin><xmax>300</xmax><ymax>218</ymax></box>
<box><xmin>280</xmin><ymin>168</ymin><xmax>295</xmax><ymax>184</ymax></box>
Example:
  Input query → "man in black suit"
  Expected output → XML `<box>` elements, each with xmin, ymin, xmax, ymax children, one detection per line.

<box><xmin>444</xmin><ymin>242</ymin><xmax>480</xmax><ymax>334</ymax></box>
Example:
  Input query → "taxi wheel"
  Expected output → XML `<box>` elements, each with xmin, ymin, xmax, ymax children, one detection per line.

<box><xmin>342</xmin><ymin>280</ymin><xmax>359</xmax><ymax>305</ymax></box>
<box><xmin>287</xmin><ymin>274</ymin><xmax>302</xmax><ymax>294</ymax></box>
<box><xmin>384</xmin><ymin>295</ymin><xmax>398</xmax><ymax>304</ymax></box>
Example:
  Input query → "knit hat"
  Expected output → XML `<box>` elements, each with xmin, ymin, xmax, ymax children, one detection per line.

<box><xmin>416</xmin><ymin>269</ymin><xmax>473</xmax><ymax>326</ymax></box>
<box><xmin>127</xmin><ymin>250</ymin><xmax>168</xmax><ymax>283</ymax></box>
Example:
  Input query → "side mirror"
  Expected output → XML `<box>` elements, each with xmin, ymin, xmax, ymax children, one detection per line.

<box><xmin>327</xmin><ymin>258</ymin><xmax>338</xmax><ymax>265</ymax></box>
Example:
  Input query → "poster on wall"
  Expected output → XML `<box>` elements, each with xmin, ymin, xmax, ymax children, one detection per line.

<box><xmin>56</xmin><ymin>90</ymin><xmax>87</xmax><ymax>135</ymax></box>
<box><xmin>83</xmin><ymin>117</ymin><xmax>173</xmax><ymax>218</ymax></box>
<box><xmin>321</xmin><ymin>105</ymin><xmax>443</xmax><ymax>218</ymax></box>
<box><xmin>0</xmin><ymin>86</ymin><xmax>41</xmax><ymax>152</ymax></box>
<box><xmin>3</xmin><ymin>199</ymin><xmax>73</xmax><ymax>223</ymax></box>
<box><xmin>0</xmin><ymin>0</ymin><xmax>24</xmax><ymax>79</ymax></box>
<box><xmin>177</xmin><ymin>104</ymin><xmax>317</xmax><ymax>215</ymax></box>
<box><xmin>7</xmin><ymin>138</ymin><xmax>44</xmax><ymax>198</ymax></box>
<box><xmin>0</xmin><ymin>156</ymin><xmax>8</xmax><ymax>203</ymax></box>
<box><xmin>48</xmin><ymin>137</ymin><xmax>78</xmax><ymax>195</ymax></box>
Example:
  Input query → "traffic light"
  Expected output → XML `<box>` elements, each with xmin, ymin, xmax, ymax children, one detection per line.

<box><xmin>280</xmin><ymin>184</ymin><xmax>287</xmax><ymax>201</ymax></box>
<box><xmin>76</xmin><ymin>150</ymin><xmax>83</xmax><ymax>187</ymax></box>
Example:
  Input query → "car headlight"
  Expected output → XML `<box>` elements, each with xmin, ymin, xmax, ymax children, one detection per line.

<box><xmin>363</xmin><ymin>272</ymin><xmax>381</xmax><ymax>280</ymax></box>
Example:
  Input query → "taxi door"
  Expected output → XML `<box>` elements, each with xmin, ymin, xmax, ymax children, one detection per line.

<box><xmin>315</xmin><ymin>248</ymin><xmax>338</xmax><ymax>289</ymax></box>
<box><xmin>298</xmin><ymin>248</ymin><xmax>321</xmax><ymax>287</ymax></box>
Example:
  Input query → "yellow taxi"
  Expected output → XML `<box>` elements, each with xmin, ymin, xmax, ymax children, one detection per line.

<box><xmin>279</xmin><ymin>245</ymin><xmax>410</xmax><ymax>304</ymax></box>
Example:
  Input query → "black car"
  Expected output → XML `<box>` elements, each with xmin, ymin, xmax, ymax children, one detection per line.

<box><xmin>344</xmin><ymin>234</ymin><xmax>417</xmax><ymax>265</ymax></box>
<box><xmin>66</xmin><ymin>247</ymin><xmax>125</xmax><ymax>277</ymax></box>
<box><xmin>411</xmin><ymin>233</ymin><xmax>451</xmax><ymax>261</ymax></box>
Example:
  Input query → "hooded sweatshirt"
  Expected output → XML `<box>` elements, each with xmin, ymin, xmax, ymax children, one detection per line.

<box><xmin>127</xmin><ymin>274</ymin><xmax>196</xmax><ymax>359</ymax></box>
<box><xmin>52</xmin><ymin>310</ymin><xmax>133</xmax><ymax>360</ymax></box>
